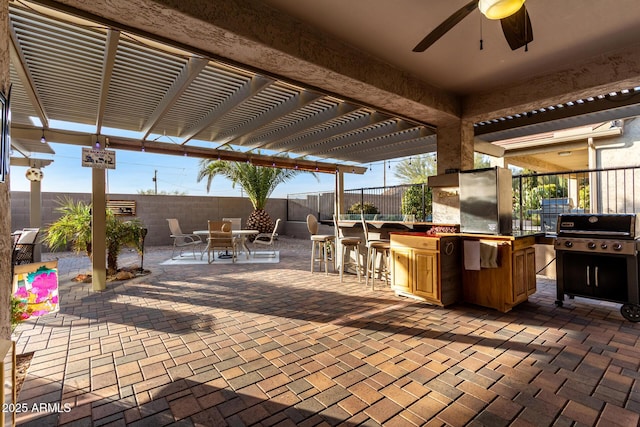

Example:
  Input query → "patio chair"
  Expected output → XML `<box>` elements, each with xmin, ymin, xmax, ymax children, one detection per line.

<box><xmin>252</xmin><ymin>218</ymin><xmax>280</xmax><ymax>257</ymax></box>
<box><xmin>333</xmin><ymin>215</ymin><xmax>362</xmax><ymax>283</ymax></box>
<box><xmin>307</xmin><ymin>214</ymin><xmax>335</xmax><ymax>275</ymax></box>
<box><xmin>167</xmin><ymin>218</ymin><xmax>203</xmax><ymax>259</ymax></box>
<box><xmin>360</xmin><ymin>212</ymin><xmax>390</xmax><ymax>290</ymax></box>
<box><xmin>222</xmin><ymin>217</ymin><xmax>243</xmax><ymax>254</ymax></box>
<box><xmin>207</xmin><ymin>220</ymin><xmax>237</xmax><ymax>263</ymax></box>
<box><xmin>11</xmin><ymin>227</ymin><xmax>40</xmax><ymax>266</ymax></box>
<box><xmin>222</xmin><ymin>217</ymin><xmax>242</xmax><ymax>230</ymax></box>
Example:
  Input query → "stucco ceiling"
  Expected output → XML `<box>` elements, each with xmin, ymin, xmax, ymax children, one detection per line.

<box><xmin>7</xmin><ymin>0</ymin><xmax>640</xmax><ymax>171</ymax></box>
<box><xmin>260</xmin><ymin>0</ymin><xmax>640</xmax><ymax>96</ymax></box>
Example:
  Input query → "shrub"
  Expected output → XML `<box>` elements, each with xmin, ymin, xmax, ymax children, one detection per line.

<box><xmin>347</xmin><ymin>202</ymin><xmax>379</xmax><ymax>215</ymax></box>
<box><xmin>11</xmin><ymin>294</ymin><xmax>32</xmax><ymax>330</ymax></box>
<box><xmin>401</xmin><ymin>185</ymin><xmax>432</xmax><ymax>221</ymax></box>
<box><xmin>44</xmin><ymin>197</ymin><xmax>145</xmax><ymax>274</ymax></box>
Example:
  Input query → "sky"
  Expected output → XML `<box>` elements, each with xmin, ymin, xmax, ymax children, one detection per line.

<box><xmin>10</xmin><ymin>142</ymin><xmax>408</xmax><ymax>198</ymax></box>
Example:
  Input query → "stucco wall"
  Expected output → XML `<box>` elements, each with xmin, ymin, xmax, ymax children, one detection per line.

<box><xmin>10</xmin><ymin>192</ymin><xmax>291</xmax><ymax>248</ymax></box>
<box><xmin>0</xmin><ymin>0</ymin><xmax>11</xmax><ymax>339</ymax></box>
<box><xmin>596</xmin><ymin>117</ymin><xmax>640</xmax><ymax>213</ymax></box>
<box><xmin>598</xmin><ymin>117</ymin><xmax>640</xmax><ymax>167</ymax></box>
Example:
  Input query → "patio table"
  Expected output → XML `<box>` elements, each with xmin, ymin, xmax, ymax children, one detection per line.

<box><xmin>194</xmin><ymin>229</ymin><xmax>259</xmax><ymax>260</ymax></box>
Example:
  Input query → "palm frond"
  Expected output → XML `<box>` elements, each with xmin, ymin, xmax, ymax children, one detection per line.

<box><xmin>197</xmin><ymin>154</ymin><xmax>318</xmax><ymax>209</ymax></box>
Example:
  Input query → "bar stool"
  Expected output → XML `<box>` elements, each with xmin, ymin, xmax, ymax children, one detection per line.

<box><xmin>360</xmin><ymin>213</ymin><xmax>390</xmax><ymax>290</ymax></box>
<box><xmin>306</xmin><ymin>214</ymin><xmax>335</xmax><ymax>274</ymax></box>
<box><xmin>333</xmin><ymin>215</ymin><xmax>362</xmax><ymax>282</ymax></box>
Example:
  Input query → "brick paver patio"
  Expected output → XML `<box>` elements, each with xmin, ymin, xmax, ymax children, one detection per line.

<box><xmin>9</xmin><ymin>236</ymin><xmax>640</xmax><ymax>426</ymax></box>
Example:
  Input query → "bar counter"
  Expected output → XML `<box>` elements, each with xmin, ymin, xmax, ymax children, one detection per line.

<box><xmin>388</xmin><ymin>230</ymin><xmax>544</xmax><ymax>313</ymax></box>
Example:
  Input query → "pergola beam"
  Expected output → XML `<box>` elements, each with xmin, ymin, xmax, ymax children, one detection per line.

<box><xmin>95</xmin><ymin>28</ymin><xmax>120</xmax><ymax>133</ymax></box>
<box><xmin>179</xmin><ymin>75</ymin><xmax>273</xmax><ymax>144</ymax></box>
<box><xmin>141</xmin><ymin>56</ymin><xmax>209</xmax><ymax>140</ymax></box>
<box><xmin>9</xmin><ymin>25</ymin><xmax>48</xmax><ymax>128</ymax></box>
<box><xmin>9</xmin><ymin>125</ymin><xmax>367</xmax><ymax>174</ymax></box>
<box><xmin>226</xmin><ymin>90</ymin><xmax>322</xmax><ymax>148</ymax></box>
<box><xmin>106</xmin><ymin>136</ymin><xmax>367</xmax><ymax>175</ymax></box>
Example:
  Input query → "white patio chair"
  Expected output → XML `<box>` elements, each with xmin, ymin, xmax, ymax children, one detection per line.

<box><xmin>167</xmin><ymin>218</ymin><xmax>203</xmax><ymax>259</ymax></box>
<box><xmin>222</xmin><ymin>217</ymin><xmax>242</xmax><ymax>230</ymax></box>
<box><xmin>252</xmin><ymin>218</ymin><xmax>280</xmax><ymax>257</ymax></box>
<box><xmin>222</xmin><ymin>217</ymin><xmax>243</xmax><ymax>253</ymax></box>
<box><xmin>307</xmin><ymin>214</ymin><xmax>335</xmax><ymax>274</ymax></box>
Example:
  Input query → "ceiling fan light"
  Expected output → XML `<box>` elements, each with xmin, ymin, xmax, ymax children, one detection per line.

<box><xmin>478</xmin><ymin>0</ymin><xmax>525</xmax><ymax>20</ymax></box>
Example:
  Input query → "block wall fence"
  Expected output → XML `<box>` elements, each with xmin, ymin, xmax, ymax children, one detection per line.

<box><xmin>9</xmin><ymin>191</ymin><xmax>299</xmax><ymax>248</ymax></box>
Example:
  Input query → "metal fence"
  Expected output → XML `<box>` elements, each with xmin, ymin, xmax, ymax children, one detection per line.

<box><xmin>288</xmin><ymin>166</ymin><xmax>640</xmax><ymax>230</ymax></box>
<box><xmin>513</xmin><ymin>166</ymin><xmax>640</xmax><ymax>232</ymax></box>
<box><xmin>287</xmin><ymin>183</ymin><xmax>433</xmax><ymax>222</ymax></box>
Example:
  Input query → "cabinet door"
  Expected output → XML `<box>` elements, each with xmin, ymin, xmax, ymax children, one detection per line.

<box><xmin>413</xmin><ymin>250</ymin><xmax>438</xmax><ymax>300</ymax></box>
<box><xmin>525</xmin><ymin>247</ymin><xmax>536</xmax><ymax>296</ymax></box>
<box><xmin>561</xmin><ymin>252</ymin><xmax>594</xmax><ymax>297</ymax></box>
<box><xmin>391</xmin><ymin>248</ymin><xmax>412</xmax><ymax>294</ymax></box>
<box><xmin>513</xmin><ymin>247</ymin><xmax>537</xmax><ymax>304</ymax></box>
<box><xmin>512</xmin><ymin>249</ymin><xmax>528</xmax><ymax>304</ymax></box>
<box><xmin>591</xmin><ymin>256</ymin><xmax>628</xmax><ymax>302</ymax></box>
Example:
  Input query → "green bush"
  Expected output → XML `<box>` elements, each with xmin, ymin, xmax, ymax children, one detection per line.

<box><xmin>347</xmin><ymin>202</ymin><xmax>379</xmax><ymax>215</ymax></box>
<box><xmin>44</xmin><ymin>197</ymin><xmax>145</xmax><ymax>274</ymax></box>
<box><xmin>578</xmin><ymin>186</ymin><xmax>590</xmax><ymax>210</ymax></box>
<box><xmin>401</xmin><ymin>185</ymin><xmax>431</xmax><ymax>221</ymax></box>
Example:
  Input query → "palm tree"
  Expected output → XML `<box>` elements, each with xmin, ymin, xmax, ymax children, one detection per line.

<box><xmin>394</xmin><ymin>154</ymin><xmax>437</xmax><ymax>184</ymax></box>
<box><xmin>197</xmin><ymin>158</ymin><xmax>316</xmax><ymax>234</ymax></box>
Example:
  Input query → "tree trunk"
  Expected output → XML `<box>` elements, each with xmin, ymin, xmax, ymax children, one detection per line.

<box><xmin>246</xmin><ymin>209</ymin><xmax>274</xmax><ymax>241</ymax></box>
<box><xmin>107</xmin><ymin>245</ymin><xmax>118</xmax><ymax>275</ymax></box>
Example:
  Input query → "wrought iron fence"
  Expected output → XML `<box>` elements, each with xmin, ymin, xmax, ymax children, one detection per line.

<box><xmin>288</xmin><ymin>166</ymin><xmax>640</xmax><ymax>230</ymax></box>
<box><xmin>287</xmin><ymin>183</ymin><xmax>433</xmax><ymax>222</ymax></box>
<box><xmin>513</xmin><ymin>166</ymin><xmax>640</xmax><ymax>232</ymax></box>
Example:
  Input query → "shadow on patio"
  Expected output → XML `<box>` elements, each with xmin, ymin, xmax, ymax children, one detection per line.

<box><xmin>12</xmin><ymin>238</ymin><xmax>640</xmax><ymax>426</ymax></box>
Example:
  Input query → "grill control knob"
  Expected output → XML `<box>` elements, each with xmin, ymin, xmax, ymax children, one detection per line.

<box><xmin>564</xmin><ymin>241</ymin><xmax>573</xmax><ymax>248</ymax></box>
<box><xmin>587</xmin><ymin>242</ymin><xmax>596</xmax><ymax>250</ymax></box>
<box><xmin>600</xmin><ymin>243</ymin><xmax>608</xmax><ymax>250</ymax></box>
<box><xmin>613</xmin><ymin>243</ymin><xmax>623</xmax><ymax>251</ymax></box>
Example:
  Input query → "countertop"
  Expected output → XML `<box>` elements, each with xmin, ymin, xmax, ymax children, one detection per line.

<box><xmin>389</xmin><ymin>230</ymin><xmax>549</xmax><ymax>240</ymax></box>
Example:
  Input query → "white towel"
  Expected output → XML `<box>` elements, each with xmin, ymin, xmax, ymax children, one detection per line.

<box><xmin>480</xmin><ymin>240</ymin><xmax>499</xmax><ymax>268</ymax></box>
<box><xmin>463</xmin><ymin>240</ymin><xmax>481</xmax><ymax>271</ymax></box>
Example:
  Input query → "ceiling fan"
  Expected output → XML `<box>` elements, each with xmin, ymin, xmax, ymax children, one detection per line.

<box><xmin>413</xmin><ymin>0</ymin><xmax>533</xmax><ymax>52</ymax></box>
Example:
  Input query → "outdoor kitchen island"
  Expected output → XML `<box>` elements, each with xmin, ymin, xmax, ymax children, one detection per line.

<box><xmin>390</xmin><ymin>231</ymin><xmax>542</xmax><ymax>313</ymax></box>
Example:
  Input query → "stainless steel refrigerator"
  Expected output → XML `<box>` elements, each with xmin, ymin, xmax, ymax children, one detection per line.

<box><xmin>459</xmin><ymin>167</ymin><xmax>512</xmax><ymax>235</ymax></box>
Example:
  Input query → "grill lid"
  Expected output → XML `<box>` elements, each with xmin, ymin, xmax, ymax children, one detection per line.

<box><xmin>557</xmin><ymin>213</ymin><xmax>639</xmax><ymax>238</ymax></box>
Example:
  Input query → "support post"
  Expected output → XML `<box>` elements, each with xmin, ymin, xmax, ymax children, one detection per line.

<box><xmin>29</xmin><ymin>178</ymin><xmax>42</xmax><ymax>262</ymax></box>
<box><xmin>334</xmin><ymin>171</ymin><xmax>344</xmax><ymax>216</ymax></box>
<box><xmin>92</xmin><ymin>168</ymin><xmax>107</xmax><ymax>291</ymax></box>
<box><xmin>431</xmin><ymin>120</ymin><xmax>475</xmax><ymax>224</ymax></box>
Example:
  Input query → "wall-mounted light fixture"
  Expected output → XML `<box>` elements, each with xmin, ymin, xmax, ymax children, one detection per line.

<box><xmin>558</xmin><ymin>151</ymin><xmax>572</xmax><ymax>157</ymax></box>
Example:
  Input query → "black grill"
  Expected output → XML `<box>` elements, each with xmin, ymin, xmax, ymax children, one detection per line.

<box><xmin>554</xmin><ymin>213</ymin><xmax>640</xmax><ymax>321</ymax></box>
<box><xmin>556</xmin><ymin>213</ymin><xmax>639</xmax><ymax>239</ymax></box>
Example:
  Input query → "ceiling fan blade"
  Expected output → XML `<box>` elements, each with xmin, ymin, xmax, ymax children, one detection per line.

<box><xmin>500</xmin><ymin>4</ymin><xmax>533</xmax><ymax>50</ymax></box>
<box><xmin>413</xmin><ymin>0</ymin><xmax>478</xmax><ymax>52</ymax></box>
